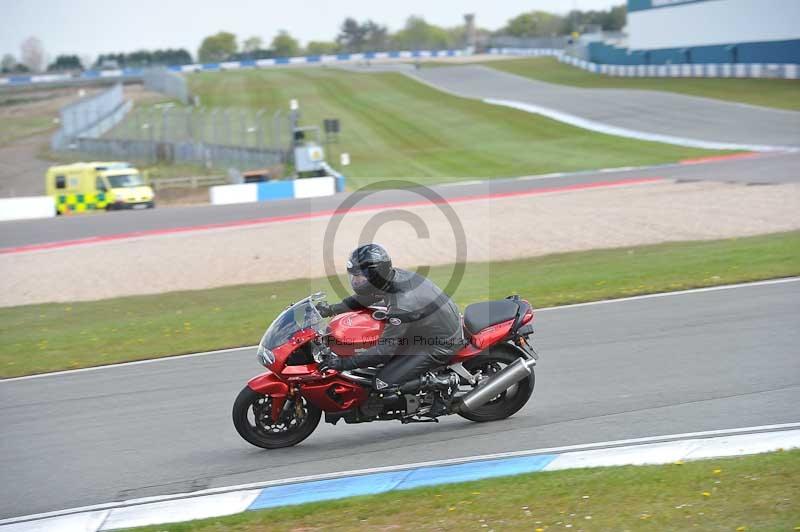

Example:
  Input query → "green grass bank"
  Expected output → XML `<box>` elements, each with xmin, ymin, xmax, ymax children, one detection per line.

<box><xmin>182</xmin><ymin>67</ymin><xmax>724</xmax><ymax>188</ymax></box>
<box><xmin>480</xmin><ymin>57</ymin><xmax>800</xmax><ymax>111</ymax></box>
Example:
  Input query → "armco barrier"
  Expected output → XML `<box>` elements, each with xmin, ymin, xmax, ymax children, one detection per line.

<box><xmin>489</xmin><ymin>48</ymin><xmax>800</xmax><ymax>79</ymax></box>
<box><xmin>209</xmin><ymin>176</ymin><xmax>340</xmax><ymax>205</ymax></box>
<box><xmin>0</xmin><ymin>196</ymin><xmax>56</xmax><ymax>222</ymax></box>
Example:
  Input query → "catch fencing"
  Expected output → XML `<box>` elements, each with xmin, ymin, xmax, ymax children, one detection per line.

<box><xmin>73</xmin><ymin>137</ymin><xmax>285</xmax><ymax>169</ymax></box>
<box><xmin>62</xmin><ymin>104</ymin><xmax>291</xmax><ymax>169</ymax></box>
<box><xmin>48</xmin><ymin>72</ymin><xmax>287</xmax><ymax>169</ymax></box>
<box><xmin>99</xmin><ymin>105</ymin><xmax>290</xmax><ymax>168</ymax></box>
<box><xmin>50</xmin><ymin>83</ymin><xmax>132</xmax><ymax>150</ymax></box>
<box><xmin>111</xmin><ymin>105</ymin><xmax>288</xmax><ymax>149</ymax></box>
<box><xmin>143</xmin><ymin>68</ymin><xmax>190</xmax><ymax>105</ymax></box>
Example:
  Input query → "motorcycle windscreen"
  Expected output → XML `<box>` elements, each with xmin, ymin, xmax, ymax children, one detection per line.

<box><xmin>261</xmin><ymin>299</ymin><xmax>325</xmax><ymax>350</ymax></box>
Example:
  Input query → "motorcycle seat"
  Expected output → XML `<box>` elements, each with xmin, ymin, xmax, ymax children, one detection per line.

<box><xmin>463</xmin><ymin>300</ymin><xmax>519</xmax><ymax>336</ymax></box>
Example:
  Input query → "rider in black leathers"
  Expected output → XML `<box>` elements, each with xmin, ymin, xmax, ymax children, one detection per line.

<box><xmin>317</xmin><ymin>244</ymin><xmax>463</xmax><ymax>391</ymax></box>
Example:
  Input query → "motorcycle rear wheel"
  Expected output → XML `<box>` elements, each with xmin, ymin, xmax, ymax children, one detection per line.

<box><xmin>456</xmin><ymin>346</ymin><xmax>535</xmax><ymax>422</ymax></box>
<box><xmin>232</xmin><ymin>386</ymin><xmax>321</xmax><ymax>449</ymax></box>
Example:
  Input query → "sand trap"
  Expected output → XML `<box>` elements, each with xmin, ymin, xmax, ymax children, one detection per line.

<box><xmin>1</xmin><ymin>180</ymin><xmax>798</xmax><ymax>307</ymax></box>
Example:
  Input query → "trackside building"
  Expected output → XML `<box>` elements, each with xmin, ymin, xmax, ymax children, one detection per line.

<box><xmin>589</xmin><ymin>0</ymin><xmax>800</xmax><ymax>64</ymax></box>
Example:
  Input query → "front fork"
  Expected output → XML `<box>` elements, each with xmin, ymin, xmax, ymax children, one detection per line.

<box><xmin>273</xmin><ymin>386</ymin><xmax>307</xmax><ymax>423</ymax></box>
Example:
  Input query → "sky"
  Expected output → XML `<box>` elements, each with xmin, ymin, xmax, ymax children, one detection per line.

<box><xmin>2</xmin><ymin>0</ymin><xmax>622</xmax><ymax>61</ymax></box>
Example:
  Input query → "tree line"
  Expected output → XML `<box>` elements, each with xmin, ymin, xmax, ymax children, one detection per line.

<box><xmin>92</xmin><ymin>49</ymin><xmax>193</xmax><ymax>69</ymax></box>
<box><xmin>195</xmin><ymin>17</ymin><xmax>468</xmax><ymax>62</ymax></box>
<box><xmin>499</xmin><ymin>7</ymin><xmax>626</xmax><ymax>38</ymax></box>
<box><xmin>1</xmin><ymin>45</ymin><xmax>194</xmax><ymax>73</ymax></box>
<box><xmin>2</xmin><ymin>6</ymin><xmax>625</xmax><ymax>73</ymax></box>
<box><xmin>196</xmin><ymin>5</ymin><xmax>625</xmax><ymax>64</ymax></box>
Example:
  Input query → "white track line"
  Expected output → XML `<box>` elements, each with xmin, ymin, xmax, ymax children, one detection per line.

<box><xmin>2</xmin><ymin>422</ymin><xmax>798</xmax><ymax>526</ymax></box>
<box><xmin>2</xmin><ymin>276</ymin><xmax>797</xmax><ymax>383</ymax></box>
<box><xmin>403</xmin><ymin>70</ymin><xmax>797</xmax><ymax>153</ymax></box>
<box><xmin>484</xmin><ymin>98</ymin><xmax>798</xmax><ymax>153</ymax></box>
<box><xmin>536</xmin><ymin>276</ymin><xmax>800</xmax><ymax>313</ymax></box>
<box><xmin>0</xmin><ymin>345</ymin><xmax>257</xmax><ymax>383</ymax></box>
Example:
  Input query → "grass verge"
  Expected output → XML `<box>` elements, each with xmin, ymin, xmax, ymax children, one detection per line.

<box><xmin>479</xmin><ymin>57</ymin><xmax>800</xmax><ymax>111</ymax></box>
<box><xmin>182</xmin><ymin>68</ymin><xmax>724</xmax><ymax>188</ymax></box>
<box><xmin>126</xmin><ymin>449</ymin><xmax>800</xmax><ymax>531</ymax></box>
<box><xmin>1</xmin><ymin>231</ymin><xmax>798</xmax><ymax>378</ymax></box>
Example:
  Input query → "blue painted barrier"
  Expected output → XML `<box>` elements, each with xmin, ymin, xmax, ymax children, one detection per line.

<box><xmin>257</xmin><ymin>180</ymin><xmax>294</xmax><ymax>201</ymax></box>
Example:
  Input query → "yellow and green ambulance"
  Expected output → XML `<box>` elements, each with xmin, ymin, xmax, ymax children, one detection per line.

<box><xmin>45</xmin><ymin>162</ymin><xmax>155</xmax><ymax>214</ymax></box>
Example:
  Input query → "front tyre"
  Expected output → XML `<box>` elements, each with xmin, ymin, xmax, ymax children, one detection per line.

<box><xmin>232</xmin><ymin>387</ymin><xmax>321</xmax><ymax>449</ymax></box>
<box><xmin>457</xmin><ymin>346</ymin><xmax>535</xmax><ymax>423</ymax></box>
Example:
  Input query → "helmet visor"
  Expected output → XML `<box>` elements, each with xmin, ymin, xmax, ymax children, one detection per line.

<box><xmin>349</xmin><ymin>272</ymin><xmax>369</xmax><ymax>291</ymax></box>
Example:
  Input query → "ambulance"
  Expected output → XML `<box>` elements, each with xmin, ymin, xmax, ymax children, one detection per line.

<box><xmin>45</xmin><ymin>162</ymin><xmax>155</xmax><ymax>214</ymax></box>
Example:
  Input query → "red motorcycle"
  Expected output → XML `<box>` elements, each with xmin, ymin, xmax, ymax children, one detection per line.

<box><xmin>233</xmin><ymin>292</ymin><xmax>538</xmax><ymax>449</ymax></box>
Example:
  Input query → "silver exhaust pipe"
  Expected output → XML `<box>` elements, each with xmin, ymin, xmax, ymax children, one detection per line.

<box><xmin>455</xmin><ymin>357</ymin><xmax>535</xmax><ymax>413</ymax></box>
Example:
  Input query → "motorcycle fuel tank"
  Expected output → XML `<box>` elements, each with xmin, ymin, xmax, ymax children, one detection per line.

<box><xmin>327</xmin><ymin>309</ymin><xmax>385</xmax><ymax>356</ymax></box>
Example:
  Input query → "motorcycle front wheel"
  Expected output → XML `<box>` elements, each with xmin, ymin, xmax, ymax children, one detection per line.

<box><xmin>232</xmin><ymin>387</ymin><xmax>321</xmax><ymax>449</ymax></box>
<box><xmin>457</xmin><ymin>346</ymin><xmax>535</xmax><ymax>423</ymax></box>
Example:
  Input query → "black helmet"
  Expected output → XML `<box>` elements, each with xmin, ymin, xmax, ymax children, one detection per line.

<box><xmin>347</xmin><ymin>244</ymin><xmax>394</xmax><ymax>295</ymax></box>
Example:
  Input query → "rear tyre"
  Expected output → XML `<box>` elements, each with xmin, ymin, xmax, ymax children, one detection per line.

<box><xmin>232</xmin><ymin>386</ymin><xmax>321</xmax><ymax>449</ymax></box>
<box><xmin>456</xmin><ymin>346</ymin><xmax>535</xmax><ymax>423</ymax></box>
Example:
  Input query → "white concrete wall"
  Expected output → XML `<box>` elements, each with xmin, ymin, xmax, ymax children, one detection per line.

<box><xmin>293</xmin><ymin>177</ymin><xmax>336</xmax><ymax>199</ymax></box>
<box><xmin>209</xmin><ymin>184</ymin><xmax>258</xmax><ymax>205</ymax></box>
<box><xmin>0</xmin><ymin>196</ymin><xmax>56</xmax><ymax>221</ymax></box>
<box><xmin>628</xmin><ymin>0</ymin><xmax>800</xmax><ymax>50</ymax></box>
<box><xmin>210</xmin><ymin>177</ymin><xmax>340</xmax><ymax>205</ymax></box>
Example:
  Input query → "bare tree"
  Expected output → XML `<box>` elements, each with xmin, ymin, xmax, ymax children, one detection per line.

<box><xmin>21</xmin><ymin>36</ymin><xmax>45</xmax><ymax>72</ymax></box>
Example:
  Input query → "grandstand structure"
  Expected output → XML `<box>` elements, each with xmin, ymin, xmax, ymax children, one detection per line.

<box><xmin>589</xmin><ymin>0</ymin><xmax>800</xmax><ymax>65</ymax></box>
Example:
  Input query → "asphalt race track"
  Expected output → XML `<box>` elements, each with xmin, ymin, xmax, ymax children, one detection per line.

<box><xmin>1</xmin><ymin>279</ymin><xmax>798</xmax><ymax>519</ymax></box>
<box><xmin>2</xmin><ymin>151</ymin><xmax>799</xmax><ymax>250</ymax></box>
<box><xmin>410</xmin><ymin>65</ymin><xmax>800</xmax><ymax>149</ymax></box>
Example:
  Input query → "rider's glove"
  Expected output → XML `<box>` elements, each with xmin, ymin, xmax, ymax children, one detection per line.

<box><xmin>316</xmin><ymin>302</ymin><xmax>336</xmax><ymax>318</ymax></box>
<box><xmin>318</xmin><ymin>354</ymin><xmax>344</xmax><ymax>373</ymax></box>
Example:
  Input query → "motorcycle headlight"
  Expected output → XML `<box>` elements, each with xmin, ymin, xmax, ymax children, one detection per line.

<box><xmin>256</xmin><ymin>344</ymin><xmax>275</xmax><ymax>367</ymax></box>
